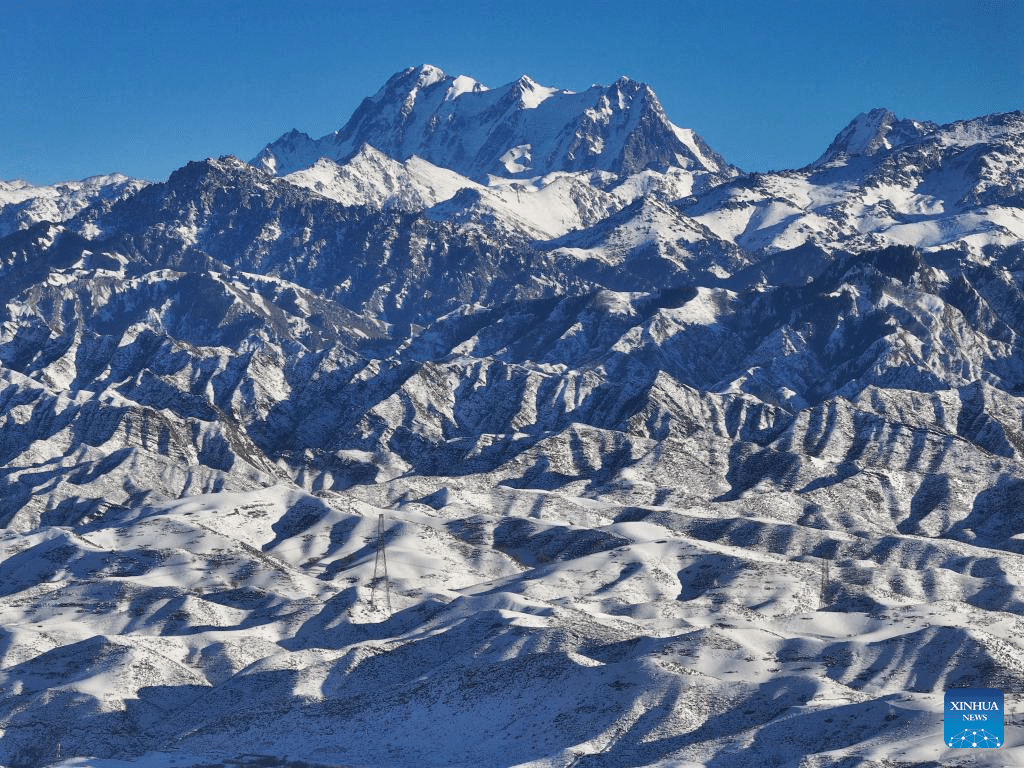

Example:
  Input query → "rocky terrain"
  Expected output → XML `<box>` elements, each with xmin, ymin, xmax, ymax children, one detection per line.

<box><xmin>2</xmin><ymin>65</ymin><xmax>1024</xmax><ymax>766</ymax></box>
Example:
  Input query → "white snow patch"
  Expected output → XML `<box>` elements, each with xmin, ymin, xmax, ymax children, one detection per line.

<box><xmin>671</xmin><ymin>123</ymin><xmax>718</xmax><ymax>172</ymax></box>
<box><xmin>516</xmin><ymin>76</ymin><xmax>560</xmax><ymax>109</ymax></box>
<box><xmin>669</xmin><ymin>287</ymin><xmax>730</xmax><ymax>326</ymax></box>
<box><xmin>446</xmin><ymin>74</ymin><xmax>486</xmax><ymax>100</ymax></box>
<box><xmin>500</xmin><ymin>144</ymin><xmax>533</xmax><ymax>174</ymax></box>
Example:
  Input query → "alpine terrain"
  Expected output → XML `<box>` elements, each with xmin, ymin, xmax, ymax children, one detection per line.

<box><xmin>3</xmin><ymin>64</ymin><xmax>1024</xmax><ymax>767</ymax></box>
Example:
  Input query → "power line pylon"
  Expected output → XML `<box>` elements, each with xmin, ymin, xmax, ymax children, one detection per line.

<box><xmin>370</xmin><ymin>513</ymin><xmax>392</xmax><ymax>615</ymax></box>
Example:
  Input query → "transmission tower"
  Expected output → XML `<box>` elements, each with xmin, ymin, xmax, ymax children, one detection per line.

<box><xmin>819</xmin><ymin>559</ymin><xmax>830</xmax><ymax>607</ymax></box>
<box><xmin>370</xmin><ymin>513</ymin><xmax>392</xmax><ymax>615</ymax></box>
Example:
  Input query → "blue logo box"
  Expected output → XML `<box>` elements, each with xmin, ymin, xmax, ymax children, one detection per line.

<box><xmin>944</xmin><ymin>688</ymin><xmax>1003</xmax><ymax>748</ymax></box>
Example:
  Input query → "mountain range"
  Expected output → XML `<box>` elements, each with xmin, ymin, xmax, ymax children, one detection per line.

<box><xmin>1</xmin><ymin>65</ymin><xmax>1024</xmax><ymax>767</ymax></box>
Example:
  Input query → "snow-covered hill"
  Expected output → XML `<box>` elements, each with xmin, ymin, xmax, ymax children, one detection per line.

<box><xmin>2</xmin><ymin>66</ymin><xmax>1024</xmax><ymax>767</ymax></box>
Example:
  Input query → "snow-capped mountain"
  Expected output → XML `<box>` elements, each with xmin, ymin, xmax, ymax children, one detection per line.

<box><xmin>812</xmin><ymin>107</ymin><xmax>938</xmax><ymax>167</ymax></box>
<box><xmin>685</xmin><ymin>109</ymin><xmax>1024</xmax><ymax>256</ymax></box>
<box><xmin>254</xmin><ymin>64</ymin><xmax>734</xmax><ymax>184</ymax></box>
<box><xmin>2</xmin><ymin>66</ymin><xmax>1024</xmax><ymax>767</ymax></box>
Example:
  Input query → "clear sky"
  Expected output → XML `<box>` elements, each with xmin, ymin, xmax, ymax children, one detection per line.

<box><xmin>4</xmin><ymin>0</ymin><xmax>1023</xmax><ymax>185</ymax></box>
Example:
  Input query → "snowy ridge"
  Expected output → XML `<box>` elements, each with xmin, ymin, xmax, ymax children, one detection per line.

<box><xmin>686</xmin><ymin>110</ymin><xmax>1024</xmax><ymax>256</ymax></box>
<box><xmin>0</xmin><ymin>173</ymin><xmax>149</xmax><ymax>239</ymax></box>
<box><xmin>283</xmin><ymin>146</ymin><xmax>479</xmax><ymax>211</ymax></box>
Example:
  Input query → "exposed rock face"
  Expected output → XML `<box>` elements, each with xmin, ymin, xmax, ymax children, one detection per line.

<box><xmin>2</xmin><ymin>67</ymin><xmax>1024</xmax><ymax>766</ymax></box>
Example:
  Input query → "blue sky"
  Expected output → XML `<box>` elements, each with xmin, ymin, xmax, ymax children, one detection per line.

<box><xmin>4</xmin><ymin>0</ymin><xmax>1023</xmax><ymax>184</ymax></box>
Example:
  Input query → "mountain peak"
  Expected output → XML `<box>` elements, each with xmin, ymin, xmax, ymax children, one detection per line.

<box><xmin>813</xmin><ymin>108</ymin><xmax>936</xmax><ymax>167</ymax></box>
<box><xmin>508</xmin><ymin>73</ymin><xmax>561</xmax><ymax>109</ymax></box>
<box><xmin>390</xmin><ymin>63</ymin><xmax>450</xmax><ymax>90</ymax></box>
<box><xmin>253</xmin><ymin>67</ymin><xmax>733</xmax><ymax>180</ymax></box>
<box><xmin>253</xmin><ymin>130</ymin><xmax>318</xmax><ymax>175</ymax></box>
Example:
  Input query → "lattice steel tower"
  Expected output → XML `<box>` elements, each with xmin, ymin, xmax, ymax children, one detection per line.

<box><xmin>370</xmin><ymin>513</ymin><xmax>392</xmax><ymax>615</ymax></box>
